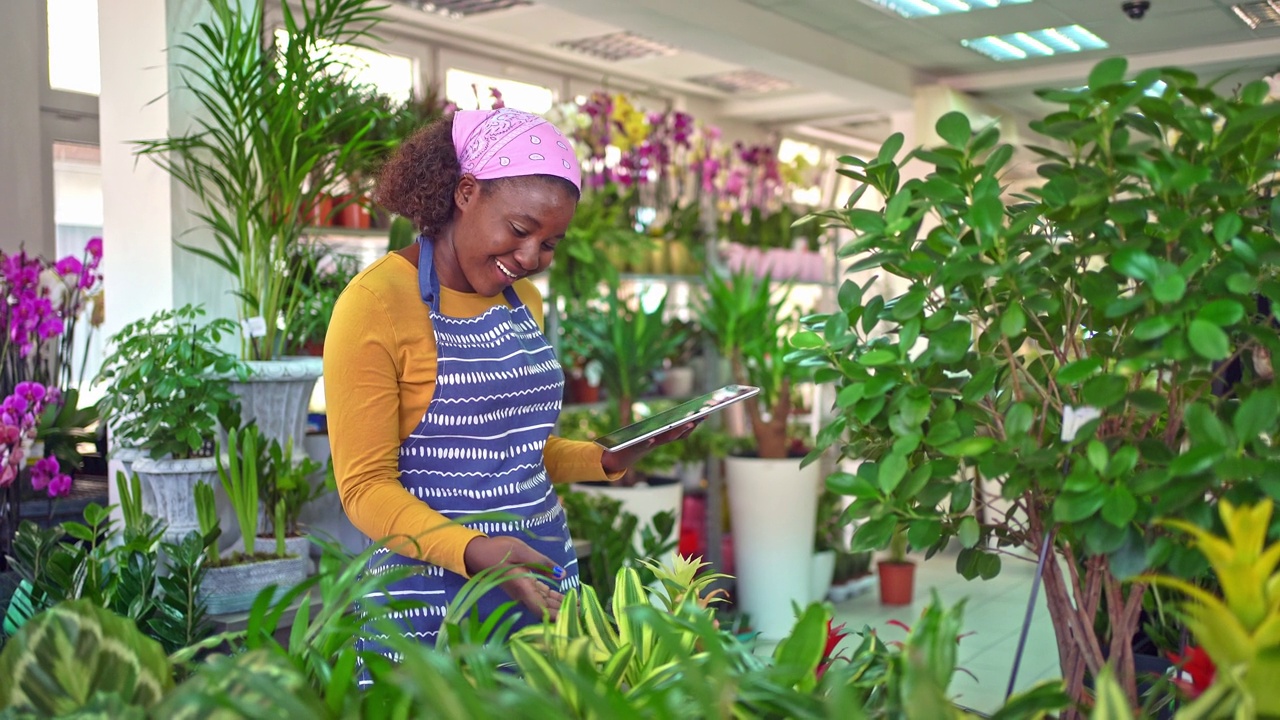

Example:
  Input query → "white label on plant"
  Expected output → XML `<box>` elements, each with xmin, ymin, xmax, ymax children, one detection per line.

<box><xmin>1061</xmin><ymin>405</ymin><xmax>1101</xmax><ymax>443</ymax></box>
<box><xmin>243</xmin><ymin>316</ymin><xmax>268</xmax><ymax>338</ymax></box>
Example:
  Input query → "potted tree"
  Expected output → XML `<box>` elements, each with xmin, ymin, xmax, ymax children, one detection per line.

<box><xmin>135</xmin><ymin>0</ymin><xmax>397</xmax><ymax>452</ymax></box>
<box><xmin>697</xmin><ymin>267</ymin><xmax>818</xmax><ymax>640</ymax></box>
<box><xmin>94</xmin><ymin>305</ymin><xmax>245</xmax><ymax>543</ymax></box>
<box><xmin>789</xmin><ymin>59</ymin><xmax>1280</xmax><ymax>710</ymax></box>
<box><xmin>877</xmin><ymin>527</ymin><xmax>914</xmax><ymax>606</ymax></box>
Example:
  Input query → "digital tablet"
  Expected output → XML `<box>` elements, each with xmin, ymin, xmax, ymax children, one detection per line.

<box><xmin>593</xmin><ymin>384</ymin><xmax>760</xmax><ymax>452</ymax></box>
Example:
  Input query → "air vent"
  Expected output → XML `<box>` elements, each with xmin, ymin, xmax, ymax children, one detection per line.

<box><xmin>398</xmin><ymin>0</ymin><xmax>531</xmax><ymax>19</ymax></box>
<box><xmin>1233</xmin><ymin>0</ymin><xmax>1280</xmax><ymax>29</ymax></box>
<box><xmin>686</xmin><ymin>69</ymin><xmax>793</xmax><ymax>94</ymax></box>
<box><xmin>554</xmin><ymin>32</ymin><xmax>679</xmax><ymax>62</ymax></box>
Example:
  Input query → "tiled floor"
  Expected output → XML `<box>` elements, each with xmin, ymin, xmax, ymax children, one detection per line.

<box><xmin>830</xmin><ymin>546</ymin><xmax>1063</xmax><ymax>716</ymax></box>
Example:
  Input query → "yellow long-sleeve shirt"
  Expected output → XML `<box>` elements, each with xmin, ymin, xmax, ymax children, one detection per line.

<box><xmin>323</xmin><ymin>252</ymin><xmax>615</xmax><ymax>577</ymax></box>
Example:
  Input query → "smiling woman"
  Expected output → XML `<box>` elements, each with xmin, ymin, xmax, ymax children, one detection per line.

<box><xmin>322</xmin><ymin>108</ymin><xmax>696</xmax><ymax>686</ymax></box>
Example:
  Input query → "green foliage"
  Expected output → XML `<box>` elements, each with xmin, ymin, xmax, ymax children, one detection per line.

<box><xmin>790</xmin><ymin>60</ymin><xmax>1280</xmax><ymax>707</ymax></box>
<box><xmin>217</xmin><ymin>425</ymin><xmax>265</xmax><ymax>559</ymax></box>
<box><xmin>134</xmin><ymin>0</ymin><xmax>397</xmax><ymax>360</ymax></box>
<box><xmin>284</xmin><ymin>247</ymin><xmax>361</xmax><ymax>355</ymax></box>
<box><xmin>34</xmin><ymin>387</ymin><xmax>98</xmax><ymax>481</ymax></box>
<box><xmin>259</xmin><ymin>433</ymin><xmax>328</xmax><ymax>538</ymax></box>
<box><xmin>557</xmin><ymin>488</ymin><xmax>676</xmax><ymax>607</ymax></box>
<box><xmin>94</xmin><ymin>304</ymin><xmax>246</xmax><ymax>459</ymax></box>
<box><xmin>571</xmin><ymin>289</ymin><xmax>689</xmax><ymax>424</ymax></box>
<box><xmin>699</xmin><ymin>268</ymin><xmax>808</xmax><ymax>458</ymax></box>
<box><xmin>0</xmin><ymin>600</ymin><xmax>174</xmax><ymax>716</ymax></box>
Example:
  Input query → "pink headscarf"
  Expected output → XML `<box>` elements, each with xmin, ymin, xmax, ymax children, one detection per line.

<box><xmin>452</xmin><ymin>108</ymin><xmax>581</xmax><ymax>191</ymax></box>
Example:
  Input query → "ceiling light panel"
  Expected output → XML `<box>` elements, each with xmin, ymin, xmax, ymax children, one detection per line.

<box><xmin>866</xmin><ymin>0</ymin><xmax>1032</xmax><ymax>19</ymax></box>
<box><xmin>1232</xmin><ymin>1</ymin><xmax>1280</xmax><ymax>29</ymax></box>
<box><xmin>961</xmin><ymin>25</ymin><xmax>1107</xmax><ymax>62</ymax></box>
<box><xmin>554</xmin><ymin>32</ymin><xmax>679</xmax><ymax>62</ymax></box>
<box><xmin>686</xmin><ymin>69</ymin><xmax>793</xmax><ymax>94</ymax></box>
<box><xmin>401</xmin><ymin>0</ymin><xmax>531</xmax><ymax>18</ymax></box>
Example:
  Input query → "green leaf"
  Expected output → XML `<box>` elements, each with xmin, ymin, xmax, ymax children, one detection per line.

<box><xmin>1185</xmin><ymin>402</ymin><xmax>1232</xmax><ymax>448</ymax></box>
<box><xmin>859</xmin><ymin>349</ymin><xmax>898</xmax><ymax>366</ymax></box>
<box><xmin>851</xmin><ymin>515</ymin><xmax>898</xmax><ymax>552</ymax></box>
<box><xmin>1111</xmin><ymin>248</ymin><xmax>1159</xmax><ymax>282</ymax></box>
<box><xmin>879</xmin><ymin>453</ymin><xmax>909</xmax><ymax>493</ymax></box>
<box><xmin>1169</xmin><ymin>444</ymin><xmax>1221</xmax><ymax>477</ymax></box>
<box><xmin>1088</xmin><ymin>57</ymin><xmax>1128</xmax><ymax>89</ymax></box>
<box><xmin>956</xmin><ymin>547</ymin><xmax>1002</xmax><ymax>581</ymax></box>
<box><xmin>1151</xmin><ymin>274</ymin><xmax>1186</xmax><ymax>304</ymax></box>
<box><xmin>1187</xmin><ymin>319</ymin><xmax>1231</xmax><ymax>361</ymax></box>
<box><xmin>837</xmin><ymin>384</ymin><xmax>866</xmax><ymax>409</ymax></box>
<box><xmin>1196</xmin><ymin>299</ymin><xmax>1245</xmax><ymax>327</ymax></box>
<box><xmin>1005</xmin><ymin>403</ymin><xmax>1034</xmax><ymax>438</ymax></box>
<box><xmin>958</xmin><ymin>516</ymin><xmax>980</xmax><ymax>549</ymax></box>
<box><xmin>939</xmin><ymin>437</ymin><xmax>995</xmax><ymax>458</ymax></box>
<box><xmin>1213</xmin><ymin>212</ymin><xmax>1244</xmax><ymax>244</ymax></box>
<box><xmin>1235</xmin><ymin>390</ymin><xmax>1279</xmax><ymax>441</ymax></box>
<box><xmin>1086</xmin><ymin>440</ymin><xmax>1109</xmax><ymax>474</ymax></box>
<box><xmin>1227</xmin><ymin>272</ymin><xmax>1257</xmax><ymax>295</ymax></box>
<box><xmin>790</xmin><ymin>330</ymin><xmax>824</xmax><ymax>349</ymax></box>
<box><xmin>907</xmin><ymin>519</ymin><xmax>943</xmax><ymax>549</ymax></box>
<box><xmin>1102</xmin><ymin>486</ymin><xmax>1137</xmax><ymax>527</ymax></box>
<box><xmin>1000</xmin><ymin>305</ymin><xmax>1026</xmax><ymax>337</ymax></box>
<box><xmin>1053</xmin><ymin>487</ymin><xmax>1107</xmax><ymax>523</ymax></box>
<box><xmin>936</xmin><ymin>111</ymin><xmax>972</xmax><ymax>147</ymax></box>
<box><xmin>1057</xmin><ymin>358</ymin><xmax>1102</xmax><ymax>384</ymax></box>
<box><xmin>1132</xmin><ymin>315</ymin><xmax>1176</xmax><ymax>341</ymax></box>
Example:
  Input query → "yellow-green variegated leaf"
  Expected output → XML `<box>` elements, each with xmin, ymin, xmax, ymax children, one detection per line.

<box><xmin>601</xmin><ymin>643</ymin><xmax>635</xmax><ymax>689</ymax></box>
<box><xmin>0</xmin><ymin>600</ymin><xmax>173</xmax><ymax>716</ymax></box>
<box><xmin>580</xmin><ymin>584</ymin><xmax>620</xmax><ymax>659</ymax></box>
<box><xmin>1089</xmin><ymin>665</ymin><xmax>1135</xmax><ymax>720</ymax></box>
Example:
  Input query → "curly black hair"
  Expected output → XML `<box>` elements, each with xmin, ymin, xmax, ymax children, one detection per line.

<box><xmin>374</xmin><ymin>116</ymin><xmax>580</xmax><ymax>238</ymax></box>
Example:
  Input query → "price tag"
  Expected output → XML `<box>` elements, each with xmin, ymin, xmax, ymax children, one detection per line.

<box><xmin>242</xmin><ymin>316</ymin><xmax>268</xmax><ymax>338</ymax></box>
<box><xmin>1061</xmin><ymin>405</ymin><xmax>1101</xmax><ymax>443</ymax></box>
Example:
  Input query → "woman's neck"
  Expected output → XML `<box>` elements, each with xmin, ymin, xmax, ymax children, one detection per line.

<box><xmin>397</xmin><ymin>227</ymin><xmax>468</xmax><ymax>292</ymax></box>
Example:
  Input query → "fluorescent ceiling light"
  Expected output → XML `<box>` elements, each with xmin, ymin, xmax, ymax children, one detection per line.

<box><xmin>1232</xmin><ymin>1</ymin><xmax>1280</xmax><ymax>29</ymax></box>
<box><xmin>866</xmin><ymin>0</ymin><xmax>1031</xmax><ymax>19</ymax></box>
<box><xmin>962</xmin><ymin>25</ymin><xmax>1107</xmax><ymax>61</ymax></box>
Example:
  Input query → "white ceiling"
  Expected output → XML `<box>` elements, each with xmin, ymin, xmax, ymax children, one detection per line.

<box><xmin>383</xmin><ymin>0</ymin><xmax>1280</xmax><ymax>147</ymax></box>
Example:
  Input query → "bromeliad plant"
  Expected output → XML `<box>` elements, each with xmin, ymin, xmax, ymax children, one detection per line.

<box><xmin>788</xmin><ymin>58</ymin><xmax>1280</xmax><ymax>712</ymax></box>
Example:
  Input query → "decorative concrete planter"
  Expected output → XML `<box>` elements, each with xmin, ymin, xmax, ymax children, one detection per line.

<box><xmin>228</xmin><ymin>358</ymin><xmax>323</xmax><ymax>453</ymax></box>
<box><xmin>228</xmin><ymin>534</ymin><xmax>314</xmax><ymax>574</ymax></box>
<box><xmin>131</xmin><ymin>456</ymin><xmax>220</xmax><ymax>543</ymax></box>
<box><xmin>199</xmin><ymin>554</ymin><xmax>309</xmax><ymax>615</ymax></box>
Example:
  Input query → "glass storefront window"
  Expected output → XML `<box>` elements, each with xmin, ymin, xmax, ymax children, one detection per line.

<box><xmin>446</xmin><ymin>68</ymin><xmax>554</xmax><ymax>114</ymax></box>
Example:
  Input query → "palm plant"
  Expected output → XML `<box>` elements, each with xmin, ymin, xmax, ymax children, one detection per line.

<box><xmin>136</xmin><ymin>0</ymin><xmax>396</xmax><ymax>360</ymax></box>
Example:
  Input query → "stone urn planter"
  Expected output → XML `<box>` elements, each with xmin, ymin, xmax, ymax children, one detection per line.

<box><xmin>131</xmin><ymin>456</ymin><xmax>220</xmax><ymax>543</ymax></box>
<box><xmin>228</xmin><ymin>358</ymin><xmax>323</xmax><ymax>453</ymax></box>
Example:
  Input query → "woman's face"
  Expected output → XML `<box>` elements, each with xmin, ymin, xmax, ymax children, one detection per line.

<box><xmin>442</xmin><ymin>174</ymin><xmax>577</xmax><ymax>297</ymax></box>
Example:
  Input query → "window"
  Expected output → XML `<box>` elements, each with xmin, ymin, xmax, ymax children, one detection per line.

<box><xmin>778</xmin><ymin>138</ymin><xmax>824</xmax><ymax>207</ymax></box>
<box><xmin>46</xmin><ymin>0</ymin><xmax>101</xmax><ymax>95</ymax></box>
<box><xmin>446</xmin><ymin>68</ymin><xmax>554</xmax><ymax>114</ymax></box>
<box><xmin>273</xmin><ymin>29</ymin><xmax>417</xmax><ymax>102</ymax></box>
<box><xmin>52</xmin><ymin>142</ymin><xmax>103</xmax><ymax>258</ymax></box>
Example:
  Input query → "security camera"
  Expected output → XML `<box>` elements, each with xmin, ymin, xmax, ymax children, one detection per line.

<box><xmin>1122</xmin><ymin>0</ymin><xmax>1150</xmax><ymax>20</ymax></box>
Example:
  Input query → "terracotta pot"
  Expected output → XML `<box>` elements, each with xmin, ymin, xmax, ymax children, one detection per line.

<box><xmin>335</xmin><ymin>195</ymin><xmax>371</xmax><ymax>229</ymax></box>
<box><xmin>305</xmin><ymin>194</ymin><xmax>334</xmax><ymax>227</ymax></box>
<box><xmin>878</xmin><ymin>560</ymin><xmax>916</xmax><ymax>606</ymax></box>
<box><xmin>568</xmin><ymin>375</ymin><xmax>600</xmax><ymax>404</ymax></box>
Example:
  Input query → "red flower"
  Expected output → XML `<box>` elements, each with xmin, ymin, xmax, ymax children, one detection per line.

<box><xmin>1167</xmin><ymin>646</ymin><xmax>1215</xmax><ymax>698</ymax></box>
<box><xmin>817</xmin><ymin>619</ymin><xmax>852</xmax><ymax>678</ymax></box>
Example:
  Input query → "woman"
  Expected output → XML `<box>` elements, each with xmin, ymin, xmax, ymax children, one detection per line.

<box><xmin>324</xmin><ymin>107</ymin><xmax>690</xmax><ymax>680</ymax></box>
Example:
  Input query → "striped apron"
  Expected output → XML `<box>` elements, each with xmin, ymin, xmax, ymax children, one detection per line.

<box><xmin>356</xmin><ymin>237</ymin><xmax>578</xmax><ymax>684</ymax></box>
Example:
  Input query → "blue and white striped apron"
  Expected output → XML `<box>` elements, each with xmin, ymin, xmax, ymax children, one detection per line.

<box><xmin>356</xmin><ymin>237</ymin><xmax>577</xmax><ymax>683</ymax></box>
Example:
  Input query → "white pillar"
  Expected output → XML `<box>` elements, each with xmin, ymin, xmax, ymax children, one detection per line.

<box><xmin>0</xmin><ymin>2</ymin><xmax>55</xmax><ymax>257</ymax></box>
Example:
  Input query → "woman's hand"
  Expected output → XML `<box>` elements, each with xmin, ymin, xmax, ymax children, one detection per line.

<box><xmin>463</xmin><ymin>535</ymin><xmax>565</xmax><ymax>621</ymax></box>
<box><xmin>601</xmin><ymin>421</ymin><xmax>698</xmax><ymax>475</ymax></box>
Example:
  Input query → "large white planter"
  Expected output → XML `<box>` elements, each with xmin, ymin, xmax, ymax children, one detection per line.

<box><xmin>811</xmin><ymin>550</ymin><xmax>837</xmax><ymax>604</ymax></box>
<box><xmin>131</xmin><ymin>456</ymin><xmax>220</xmax><ymax>543</ymax></box>
<box><xmin>579</xmin><ymin>481</ymin><xmax>683</xmax><ymax>555</ymax></box>
<box><xmin>199</xmin><ymin>555</ymin><xmax>309</xmax><ymax>615</ymax></box>
<box><xmin>229</xmin><ymin>358</ymin><xmax>323</xmax><ymax>454</ymax></box>
<box><xmin>725</xmin><ymin>455</ymin><xmax>821</xmax><ymax>640</ymax></box>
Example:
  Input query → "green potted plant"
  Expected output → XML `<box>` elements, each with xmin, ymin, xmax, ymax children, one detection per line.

<box><xmin>877</xmin><ymin>527</ymin><xmax>914</xmax><ymax>606</ymax></box>
<box><xmin>135</xmin><ymin>0</ymin><xmax>397</xmax><ymax>452</ymax></box>
<box><xmin>94</xmin><ymin>305</ymin><xmax>245</xmax><ymax>543</ymax></box>
<box><xmin>697</xmin><ymin>266</ymin><xmax>818</xmax><ymax>640</ymax></box>
<box><xmin>788</xmin><ymin>59</ymin><xmax>1280</xmax><ymax>710</ymax></box>
<box><xmin>658</xmin><ymin>317</ymin><xmax>702</xmax><ymax>398</ymax></box>
<box><xmin>197</xmin><ymin>425</ymin><xmax>309</xmax><ymax>615</ymax></box>
<box><xmin>226</xmin><ymin>433</ymin><xmax>328</xmax><ymax>572</ymax></box>
<box><xmin>284</xmin><ymin>246</ymin><xmax>361</xmax><ymax>358</ymax></box>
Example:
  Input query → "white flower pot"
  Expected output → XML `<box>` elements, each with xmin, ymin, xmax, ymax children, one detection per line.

<box><xmin>199</xmin><ymin>554</ymin><xmax>309</xmax><ymax>615</ymax></box>
<box><xmin>578</xmin><ymin>481</ymin><xmax>683</xmax><ymax>555</ymax></box>
<box><xmin>725</xmin><ymin>455</ymin><xmax>821</xmax><ymax>640</ymax></box>
<box><xmin>659</xmin><ymin>366</ymin><xmax>696</xmax><ymax>398</ymax></box>
<box><xmin>811</xmin><ymin>550</ymin><xmax>837</xmax><ymax>604</ymax></box>
<box><xmin>131</xmin><ymin>455</ymin><xmax>220</xmax><ymax>543</ymax></box>
<box><xmin>229</xmin><ymin>358</ymin><xmax>323</xmax><ymax>454</ymax></box>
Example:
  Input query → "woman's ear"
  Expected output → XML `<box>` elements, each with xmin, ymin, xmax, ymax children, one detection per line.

<box><xmin>454</xmin><ymin>173</ymin><xmax>479</xmax><ymax>210</ymax></box>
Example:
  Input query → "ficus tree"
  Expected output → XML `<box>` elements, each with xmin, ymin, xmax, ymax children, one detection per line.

<box><xmin>789</xmin><ymin>58</ymin><xmax>1280</xmax><ymax>712</ymax></box>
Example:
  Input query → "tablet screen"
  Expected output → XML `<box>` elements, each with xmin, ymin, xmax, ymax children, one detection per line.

<box><xmin>593</xmin><ymin>384</ymin><xmax>760</xmax><ymax>452</ymax></box>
